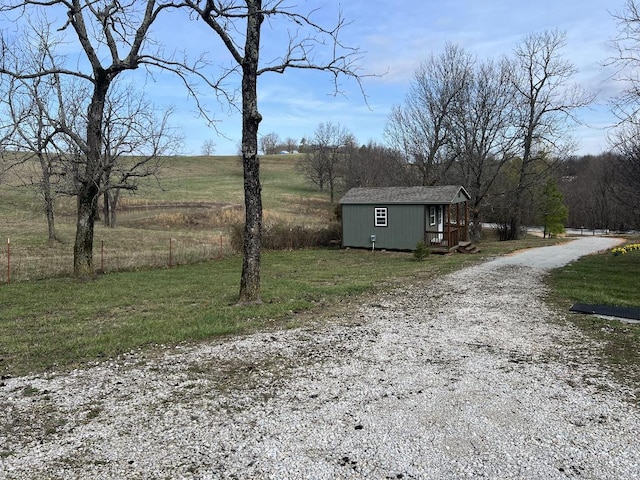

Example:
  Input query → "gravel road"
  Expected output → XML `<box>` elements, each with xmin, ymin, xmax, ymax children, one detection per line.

<box><xmin>1</xmin><ymin>237</ymin><xmax>638</xmax><ymax>479</ymax></box>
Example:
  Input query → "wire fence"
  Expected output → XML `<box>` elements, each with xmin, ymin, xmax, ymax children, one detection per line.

<box><xmin>1</xmin><ymin>235</ymin><xmax>231</xmax><ymax>284</ymax></box>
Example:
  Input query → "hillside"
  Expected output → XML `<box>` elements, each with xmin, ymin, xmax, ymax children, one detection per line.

<box><xmin>0</xmin><ymin>154</ymin><xmax>333</xmax><ymax>281</ymax></box>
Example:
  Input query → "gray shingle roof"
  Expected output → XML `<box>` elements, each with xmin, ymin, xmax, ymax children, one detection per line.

<box><xmin>339</xmin><ymin>185</ymin><xmax>469</xmax><ymax>205</ymax></box>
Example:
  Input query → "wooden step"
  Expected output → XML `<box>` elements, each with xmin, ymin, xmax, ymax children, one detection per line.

<box><xmin>457</xmin><ymin>242</ymin><xmax>480</xmax><ymax>254</ymax></box>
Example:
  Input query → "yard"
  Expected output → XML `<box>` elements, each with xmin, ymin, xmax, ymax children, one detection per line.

<box><xmin>1</xmin><ymin>237</ymin><xmax>638</xmax><ymax>479</ymax></box>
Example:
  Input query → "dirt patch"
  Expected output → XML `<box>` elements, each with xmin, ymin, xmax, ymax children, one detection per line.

<box><xmin>119</xmin><ymin>203</ymin><xmax>244</xmax><ymax>230</ymax></box>
<box><xmin>118</xmin><ymin>200</ymin><xmax>237</xmax><ymax>211</ymax></box>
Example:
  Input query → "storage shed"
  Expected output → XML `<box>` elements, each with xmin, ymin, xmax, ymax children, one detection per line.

<box><xmin>339</xmin><ymin>185</ymin><xmax>471</xmax><ymax>251</ymax></box>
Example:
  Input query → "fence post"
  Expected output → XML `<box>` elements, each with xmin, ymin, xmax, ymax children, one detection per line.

<box><xmin>6</xmin><ymin>237</ymin><xmax>10</xmax><ymax>285</ymax></box>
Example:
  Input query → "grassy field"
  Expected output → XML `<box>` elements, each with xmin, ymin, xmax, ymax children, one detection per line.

<box><xmin>1</xmin><ymin>154</ymin><xmax>637</xmax><ymax>382</ymax></box>
<box><xmin>548</xmin><ymin>243</ymin><xmax>640</xmax><ymax>398</ymax></box>
<box><xmin>0</xmin><ymin>236</ymin><xmax>560</xmax><ymax>377</ymax></box>
<box><xmin>0</xmin><ymin>154</ymin><xmax>331</xmax><ymax>281</ymax></box>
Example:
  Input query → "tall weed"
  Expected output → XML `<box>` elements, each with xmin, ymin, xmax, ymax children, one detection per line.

<box><xmin>229</xmin><ymin>222</ymin><xmax>342</xmax><ymax>252</ymax></box>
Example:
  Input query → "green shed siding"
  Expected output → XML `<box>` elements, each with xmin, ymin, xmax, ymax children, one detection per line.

<box><xmin>342</xmin><ymin>204</ymin><xmax>425</xmax><ymax>250</ymax></box>
<box><xmin>339</xmin><ymin>186</ymin><xmax>470</xmax><ymax>251</ymax></box>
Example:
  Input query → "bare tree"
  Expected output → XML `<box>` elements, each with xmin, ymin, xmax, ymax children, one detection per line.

<box><xmin>0</xmin><ymin>73</ymin><xmax>21</xmax><ymax>160</ymax></box>
<box><xmin>296</xmin><ymin>147</ymin><xmax>329</xmax><ymax>192</ymax></box>
<box><xmin>608</xmin><ymin>124</ymin><xmax>640</xmax><ymax>212</ymax></box>
<box><xmin>341</xmin><ymin>141</ymin><xmax>409</xmax><ymax>190</ymax></box>
<box><xmin>501</xmin><ymin>30</ymin><xmax>593</xmax><ymax>239</ymax></box>
<box><xmin>185</xmin><ymin>1</ymin><xmax>367</xmax><ymax>304</ymax></box>
<box><xmin>1</xmin><ymin>1</ymin><xmax>184</xmax><ymax>276</ymax></box>
<box><xmin>201</xmin><ymin>139</ymin><xmax>216</xmax><ymax>156</ymax></box>
<box><xmin>447</xmin><ymin>58</ymin><xmax>517</xmax><ymax>241</ymax></box>
<box><xmin>4</xmin><ymin>73</ymin><xmax>64</xmax><ymax>243</ymax></box>
<box><xmin>385</xmin><ymin>43</ymin><xmax>474</xmax><ymax>186</ymax></box>
<box><xmin>283</xmin><ymin>137</ymin><xmax>298</xmax><ymax>153</ymax></box>
<box><xmin>0</xmin><ymin>20</ymin><xmax>84</xmax><ymax>243</ymax></box>
<box><xmin>297</xmin><ymin>121</ymin><xmax>355</xmax><ymax>204</ymax></box>
<box><xmin>607</xmin><ymin>0</ymin><xmax>640</xmax><ymax>208</ymax></box>
<box><xmin>100</xmin><ymin>81</ymin><xmax>183</xmax><ymax>228</ymax></box>
<box><xmin>259</xmin><ymin>131</ymin><xmax>280</xmax><ymax>155</ymax></box>
<box><xmin>610</xmin><ymin>0</ymin><xmax>640</xmax><ymax>122</ymax></box>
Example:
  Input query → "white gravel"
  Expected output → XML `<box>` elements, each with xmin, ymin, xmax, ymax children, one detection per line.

<box><xmin>1</xmin><ymin>237</ymin><xmax>638</xmax><ymax>479</ymax></box>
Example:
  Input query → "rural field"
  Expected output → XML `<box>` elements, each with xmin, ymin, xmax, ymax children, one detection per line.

<box><xmin>0</xmin><ymin>154</ymin><xmax>637</xmax><ymax>385</ymax></box>
<box><xmin>0</xmin><ymin>154</ymin><xmax>333</xmax><ymax>280</ymax></box>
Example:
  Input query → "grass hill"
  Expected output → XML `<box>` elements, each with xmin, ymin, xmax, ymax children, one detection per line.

<box><xmin>0</xmin><ymin>154</ymin><xmax>332</xmax><ymax>280</ymax></box>
<box><xmin>3</xmin><ymin>153</ymin><xmax>635</xmax><ymax>382</ymax></box>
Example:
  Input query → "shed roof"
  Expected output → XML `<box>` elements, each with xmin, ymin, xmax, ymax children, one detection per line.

<box><xmin>339</xmin><ymin>185</ymin><xmax>470</xmax><ymax>205</ymax></box>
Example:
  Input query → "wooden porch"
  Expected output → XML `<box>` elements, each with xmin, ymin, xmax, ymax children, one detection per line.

<box><xmin>425</xmin><ymin>202</ymin><xmax>470</xmax><ymax>253</ymax></box>
<box><xmin>425</xmin><ymin>225</ymin><xmax>466</xmax><ymax>250</ymax></box>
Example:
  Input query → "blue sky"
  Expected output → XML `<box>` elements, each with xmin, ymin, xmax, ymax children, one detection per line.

<box><xmin>169</xmin><ymin>0</ymin><xmax>626</xmax><ymax>156</ymax></box>
<box><xmin>1</xmin><ymin>1</ymin><xmax>631</xmax><ymax>156</ymax></box>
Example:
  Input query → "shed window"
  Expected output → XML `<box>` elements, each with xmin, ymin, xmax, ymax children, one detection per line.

<box><xmin>374</xmin><ymin>207</ymin><xmax>387</xmax><ymax>227</ymax></box>
<box><xmin>429</xmin><ymin>206</ymin><xmax>436</xmax><ymax>226</ymax></box>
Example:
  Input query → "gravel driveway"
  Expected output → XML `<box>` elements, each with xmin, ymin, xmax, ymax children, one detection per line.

<box><xmin>1</xmin><ymin>237</ymin><xmax>638</xmax><ymax>479</ymax></box>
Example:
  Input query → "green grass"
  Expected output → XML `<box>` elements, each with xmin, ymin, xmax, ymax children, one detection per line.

<box><xmin>136</xmin><ymin>154</ymin><xmax>321</xmax><ymax>218</ymax></box>
<box><xmin>0</xmin><ymin>152</ymin><xmax>578</xmax><ymax>380</ymax></box>
<box><xmin>549</xmin><ymin>247</ymin><xmax>640</xmax><ymax>307</ymax></box>
<box><xmin>547</xmin><ymin>243</ymin><xmax>640</xmax><ymax>401</ymax></box>
<box><xmin>0</xmin><ymin>239</ymin><xmax>553</xmax><ymax>377</ymax></box>
<box><xmin>0</xmin><ymin>154</ymin><xmax>332</xmax><ymax>282</ymax></box>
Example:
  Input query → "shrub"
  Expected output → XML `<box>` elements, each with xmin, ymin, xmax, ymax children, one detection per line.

<box><xmin>413</xmin><ymin>241</ymin><xmax>430</xmax><ymax>261</ymax></box>
<box><xmin>229</xmin><ymin>222</ymin><xmax>342</xmax><ymax>252</ymax></box>
<box><xmin>496</xmin><ymin>222</ymin><xmax>527</xmax><ymax>241</ymax></box>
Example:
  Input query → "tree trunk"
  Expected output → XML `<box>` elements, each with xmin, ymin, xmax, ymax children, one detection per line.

<box><xmin>38</xmin><ymin>154</ymin><xmax>57</xmax><ymax>244</ymax></box>
<box><xmin>74</xmin><ymin>181</ymin><xmax>99</xmax><ymax>276</ymax></box>
<box><xmin>109</xmin><ymin>188</ymin><xmax>120</xmax><ymax>228</ymax></box>
<box><xmin>73</xmin><ymin>75</ymin><xmax>109</xmax><ymax>276</ymax></box>
<box><xmin>469</xmin><ymin>210</ymin><xmax>482</xmax><ymax>242</ymax></box>
<box><xmin>103</xmin><ymin>191</ymin><xmax>110</xmax><ymax>227</ymax></box>
<box><xmin>509</xmin><ymin>188</ymin><xmax>526</xmax><ymax>240</ymax></box>
<box><xmin>44</xmin><ymin>194</ymin><xmax>56</xmax><ymax>244</ymax></box>
<box><xmin>329</xmin><ymin>173</ymin><xmax>335</xmax><ymax>204</ymax></box>
<box><xmin>238</xmin><ymin>1</ymin><xmax>264</xmax><ymax>304</ymax></box>
<box><xmin>509</xmin><ymin>216</ymin><xmax>520</xmax><ymax>240</ymax></box>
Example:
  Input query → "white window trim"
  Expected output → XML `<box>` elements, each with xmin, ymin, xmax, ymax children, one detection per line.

<box><xmin>375</xmin><ymin>207</ymin><xmax>387</xmax><ymax>227</ymax></box>
<box><xmin>429</xmin><ymin>206</ymin><xmax>436</xmax><ymax>226</ymax></box>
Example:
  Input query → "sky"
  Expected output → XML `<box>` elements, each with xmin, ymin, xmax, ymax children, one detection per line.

<box><xmin>167</xmin><ymin>0</ymin><xmax>628</xmax><ymax>156</ymax></box>
<box><xmin>1</xmin><ymin>0</ymin><xmax>633</xmax><ymax>156</ymax></box>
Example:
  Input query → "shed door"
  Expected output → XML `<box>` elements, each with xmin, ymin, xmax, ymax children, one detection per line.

<box><xmin>436</xmin><ymin>205</ymin><xmax>443</xmax><ymax>241</ymax></box>
<box><xmin>426</xmin><ymin>206</ymin><xmax>444</xmax><ymax>242</ymax></box>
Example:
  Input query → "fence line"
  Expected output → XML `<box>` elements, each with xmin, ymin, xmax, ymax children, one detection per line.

<box><xmin>2</xmin><ymin>235</ymin><xmax>230</xmax><ymax>284</ymax></box>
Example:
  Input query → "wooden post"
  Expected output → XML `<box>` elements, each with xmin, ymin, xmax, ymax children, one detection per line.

<box><xmin>446</xmin><ymin>204</ymin><xmax>451</xmax><ymax>247</ymax></box>
<box><xmin>6</xmin><ymin>238</ymin><xmax>10</xmax><ymax>285</ymax></box>
<box><xmin>464</xmin><ymin>201</ymin><xmax>469</xmax><ymax>241</ymax></box>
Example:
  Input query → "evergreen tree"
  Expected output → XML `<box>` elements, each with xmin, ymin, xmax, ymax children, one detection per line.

<box><xmin>540</xmin><ymin>181</ymin><xmax>568</xmax><ymax>238</ymax></box>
